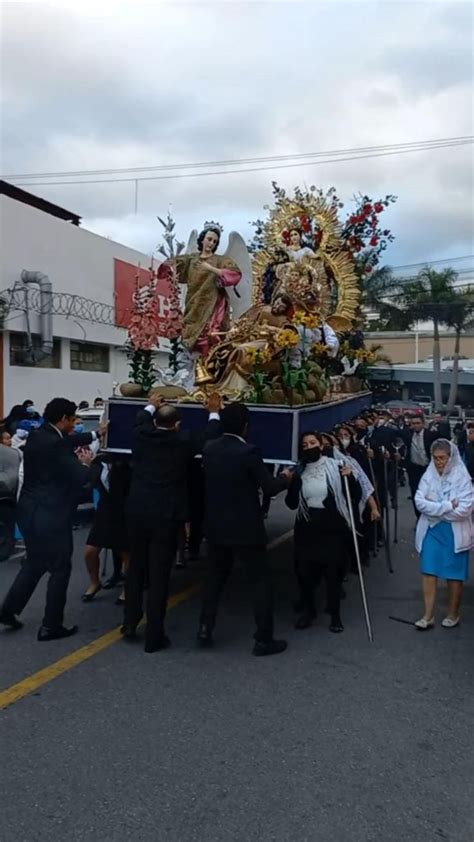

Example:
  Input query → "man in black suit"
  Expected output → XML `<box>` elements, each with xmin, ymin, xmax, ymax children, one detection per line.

<box><xmin>403</xmin><ymin>414</ymin><xmax>433</xmax><ymax>517</ymax></box>
<box><xmin>123</xmin><ymin>396</ymin><xmax>221</xmax><ymax>653</ymax></box>
<box><xmin>197</xmin><ymin>403</ymin><xmax>292</xmax><ymax>657</ymax></box>
<box><xmin>0</xmin><ymin>398</ymin><xmax>94</xmax><ymax>640</ymax></box>
<box><xmin>428</xmin><ymin>410</ymin><xmax>451</xmax><ymax>440</ymax></box>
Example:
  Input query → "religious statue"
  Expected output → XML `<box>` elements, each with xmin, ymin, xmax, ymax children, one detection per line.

<box><xmin>158</xmin><ymin>222</ymin><xmax>251</xmax><ymax>357</ymax></box>
<box><xmin>283</xmin><ymin>226</ymin><xmax>317</xmax><ymax>262</ymax></box>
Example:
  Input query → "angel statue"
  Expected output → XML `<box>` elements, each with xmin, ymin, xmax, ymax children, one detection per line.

<box><xmin>158</xmin><ymin>222</ymin><xmax>251</xmax><ymax>357</ymax></box>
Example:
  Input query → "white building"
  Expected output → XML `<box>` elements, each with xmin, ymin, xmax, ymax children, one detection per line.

<box><xmin>0</xmin><ymin>181</ymin><xmax>171</xmax><ymax>417</ymax></box>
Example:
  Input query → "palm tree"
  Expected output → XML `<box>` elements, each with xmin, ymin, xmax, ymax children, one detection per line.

<box><xmin>444</xmin><ymin>287</ymin><xmax>474</xmax><ymax>412</ymax></box>
<box><xmin>393</xmin><ymin>267</ymin><xmax>458</xmax><ymax>409</ymax></box>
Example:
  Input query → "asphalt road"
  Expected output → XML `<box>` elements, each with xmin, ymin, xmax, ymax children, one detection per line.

<box><xmin>0</xmin><ymin>496</ymin><xmax>473</xmax><ymax>842</ymax></box>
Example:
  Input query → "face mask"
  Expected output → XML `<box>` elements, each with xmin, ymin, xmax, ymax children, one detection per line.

<box><xmin>340</xmin><ymin>437</ymin><xmax>351</xmax><ymax>449</ymax></box>
<box><xmin>74</xmin><ymin>423</ymin><xmax>84</xmax><ymax>434</ymax></box>
<box><xmin>301</xmin><ymin>446</ymin><xmax>321</xmax><ymax>464</ymax></box>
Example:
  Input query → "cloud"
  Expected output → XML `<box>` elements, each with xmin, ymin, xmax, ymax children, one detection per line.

<box><xmin>1</xmin><ymin>0</ymin><xmax>473</xmax><ymax>268</ymax></box>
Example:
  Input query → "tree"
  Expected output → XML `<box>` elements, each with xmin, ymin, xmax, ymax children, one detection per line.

<box><xmin>393</xmin><ymin>267</ymin><xmax>458</xmax><ymax>409</ymax></box>
<box><xmin>444</xmin><ymin>287</ymin><xmax>474</xmax><ymax>412</ymax></box>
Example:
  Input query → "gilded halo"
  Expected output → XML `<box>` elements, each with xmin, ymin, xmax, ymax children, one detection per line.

<box><xmin>251</xmin><ymin>192</ymin><xmax>360</xmax><ymax>330</ymax></box>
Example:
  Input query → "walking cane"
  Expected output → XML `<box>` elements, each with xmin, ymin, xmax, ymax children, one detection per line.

<box><xmin>392</xmin><ymin>440</ymin><xmax>404</xmax><ymax>545</ymax></box>
<box><xmin>342</xmin><ymin>471</ymin><xmax>374</xmax><ymax>643</ymax></box>
<box><xmin>382</xmin><ymin>449</ymin><xmax>394</xmax><ymax>573</ymax></box>
<box><xmin>367</xmin><ymin>455</ymin><xmax>380</xmax><ymax>558</ymax></box>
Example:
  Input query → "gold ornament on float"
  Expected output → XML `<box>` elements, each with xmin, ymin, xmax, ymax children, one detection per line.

<box><xmin>251</xmin><ymin>190</ymin><xmax>360</xmax><ymax>329</ymax></box>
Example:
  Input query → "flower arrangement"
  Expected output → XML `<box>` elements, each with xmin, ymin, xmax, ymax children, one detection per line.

<box><xmin>276</xmin><ymin>328</ymin><xmax>299</xmax><ymax>349</ymax></box>
<box><xmin>156</xmin><ymin>212</ymin><xmax>186</xmax><ymax>375</ymax></box>
<box><xmin>126</xmin><ymin>272</ymin><xmax>160</xmax><ymax>393</ymax></box>
<box><xmin>245</xmin><ymin>345</ymin><xmax>272</xmax><ymax>403</ymax></box>
<box><xmin>292</xmin><ymin>310</ymin><xmax>318</xmax><ymax>330</ymax></box>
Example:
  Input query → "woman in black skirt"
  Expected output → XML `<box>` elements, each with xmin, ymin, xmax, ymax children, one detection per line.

<box><xmin>82</xmin><ymin>456</ymin><xmax>131</xmax><ymax>603</ymax></box>
<box><xmin>286</xmin><ymin>432</ymin><xmax>360</xmax><ymax>633</ymax></box>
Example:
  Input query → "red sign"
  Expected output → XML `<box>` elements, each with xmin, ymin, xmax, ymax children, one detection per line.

<box><xmin>114</xmin><ymin>258</ymin><xmax>173</xmax><ymax>333</ymax></box>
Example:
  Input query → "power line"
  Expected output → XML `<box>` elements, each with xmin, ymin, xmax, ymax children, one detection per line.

<box><xmin>391</xmin><ymin>256</ymin><xmax>474</xmax><ymax>271</ymax></box>
<box><xmin>8</xmin><ymin>138</ymin><xmax>472</xmax><ymax>187</ymax></box>
<box><xmin>4</xmin><ymin>135</ymin><xmax>472</xmax><ymax>180</ymax></box>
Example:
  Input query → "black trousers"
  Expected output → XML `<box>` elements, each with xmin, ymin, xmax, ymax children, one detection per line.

<box><xmin>2</xmin><ymin>509</ymin><xmax>73</xmax><ymax>629</ymax></box>
<box><xmin>0</xmin><ymin>500</ymin><xmax>16</xmax><ymax>562</ymax></box>
<box><xmin>125</xmin><ymin>516</ymin><xmax>180</xmax><ymax>647</ymax></box>
<box><xmin>200</xmin><ymin>543</ymin><xmax>274</xmax><ymax>642</ymax></box>
<box><xmin>407</xmin><ymin>464</ymin><xmax>426</xmax><ymax>517</ymax></box>
<box><xmin>297</xmin><ymin>556</ymin><xmax>345</xmax><ymax>618</ymax></box>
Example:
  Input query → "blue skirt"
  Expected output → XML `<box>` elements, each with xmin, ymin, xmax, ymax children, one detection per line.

<box><xmin>420</xmin><ymin>521</ymin><xmax>469</xmax><ymax>581</ymax></box>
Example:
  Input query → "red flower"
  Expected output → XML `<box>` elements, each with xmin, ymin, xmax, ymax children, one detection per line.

<box><xmin>282</xmin><ymin>229</ymin><xmax>290</xmax><ymax>244</ymax></box>
<box><xmin>370</xmin><ymin>236</ymin><xmax>378</xmax><ymax>247</ymax></box>
<box><xmin>374</xmin><ymin>202</ymin><xmax>384</xmax><ymax>213</ymax></box>
<box><xmin>364</xmin><ymin>265</ymin><xmax>373</xmax><ymax>273</ymax></box>
<box><xmin>363</xmin><ymin>203</ymin><xmax>373</xmax><ymax>215</ymax></box>
<box><xmin>349</xmin><ymin>215</ymin><xmax>357</xmax><ymax>225</ymax></box>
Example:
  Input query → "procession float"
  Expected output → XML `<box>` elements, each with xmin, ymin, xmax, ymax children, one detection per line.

<box><xmin>106</xmin><ymin>184</ymin><xmax>396</xmax><ymax>461</ymax></box>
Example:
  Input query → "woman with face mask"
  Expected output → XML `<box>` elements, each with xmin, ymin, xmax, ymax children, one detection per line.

<box><xmin>285</xmin><ymin>432</ymin><xmax>360</xmax><ymax>633</ymax></box>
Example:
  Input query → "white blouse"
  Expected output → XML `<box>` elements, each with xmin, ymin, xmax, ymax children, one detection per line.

<box><xmin>301</xmin><ymin>461</ymin><xmax>328</xmax><ymax>509</ymax></box>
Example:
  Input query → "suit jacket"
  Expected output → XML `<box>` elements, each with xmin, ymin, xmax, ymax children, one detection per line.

<box><xmin>203</xmin><ymin>434</ymin><xmax>288</xmax><ymax>547</ymax></box>
<box><xmin>464</xmin><ymin>442</ymin><xmax>474</xmax><ymax>480</ymax></box>
<box><xmin>17</xmin><ymin>424</ymin><xmax>90</xmax><ymax>528</ymax></box>
<box><xmin>429</xmin><ymin>421</ymin><xmax>451</xmax><ymax>440</ymax></box>
<box><xmin>402</xmin><ymin>428</ymin><xmax>434</xmax><ymax>467</ymax></box>
<box><xmin>127</xmin><ymin>410</ymin><xmax>220</xmax><ymax>522</ymax></box>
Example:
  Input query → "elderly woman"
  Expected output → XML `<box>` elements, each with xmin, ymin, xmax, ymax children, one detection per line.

<box><xmin>414</xmin><ymin>439</ymin><xmax>473</xmax><ymax>630</ymax></box>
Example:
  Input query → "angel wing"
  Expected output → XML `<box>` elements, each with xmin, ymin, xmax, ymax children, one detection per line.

<box><xmin>185</xmin><ymin>229</ymin><xmax>199</xmax><ymax>254</ymax></box>
<box><xmin>223</xmin><ymin>231</ymin><xmax>252</xmax><ymax>320</ymax></box>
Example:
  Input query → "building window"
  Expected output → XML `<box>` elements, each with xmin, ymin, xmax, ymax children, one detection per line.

<box><xmin>70</xmin><ymin>341</ymin><xmax>109</xmax><ymax>372</ymax></box>
<box><xmin>9</xmin><ymin>332</ymin><xmax>61</xmax><ymax>368</ymax></box>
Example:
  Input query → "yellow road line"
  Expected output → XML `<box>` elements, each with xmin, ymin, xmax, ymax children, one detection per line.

<box><xmin>0</xmin><ymin>583</ymin><xmax>200</xmax><ymax>712</ymax></box>
<box><xmin>0</xmin><ymin>530</ymin><xmax>294</xmax><ymax>713</ymax></box>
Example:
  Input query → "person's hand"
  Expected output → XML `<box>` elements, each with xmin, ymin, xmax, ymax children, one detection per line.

<box><xmin>205</xmin><ymin>392</ymin><xmax>222</xmax><ymax>414</ymax></box>
<box><xmin>98</xmin><ymin>420</ymin><xmax>109</xmax><ymax>440</ymax></box>
<box><xmin>384</xmin><ymin>450</ymin><xmax>391</xmax><ymax>460</ymax></box>
<box><xmin>367</xmin><ymin>448</ymin><xmax>374</xmax><ymax>460</ymax></box>
<box><xmin>451</xmin><ymin>498</ymin><xmax>459</xmax><ymax>509</ymax></box>
<box><xmin>393</xmin><ymin>452</ymin><xmax>401</xmax><ymax>462</ymax></box>
<box><xmin>370</xmin><ymin>507</ymin><xmax>381</xmax><ymax>522</ymax></box>
<box><xmin>281</xmin><ymin>467</ymin><xmax>294</xmax><ymax>482</ymax></box>
<box><xmin>340</xmin><ymin>465</ymin><xmax>352</xmax><ymax>477</ymax></box>
<box><xmin>78</xmin><ymin>448</ymin><xmax>93</xmax><ymax>467</ymax></box>
<box><xmin>148</xmin><ymin>391</ymin><xmax>164</xmax><ymax>409</ymax></box>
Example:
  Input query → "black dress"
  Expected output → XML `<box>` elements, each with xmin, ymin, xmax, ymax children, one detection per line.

<box><xmin>87</xmin><ymin>460</ymin><xmax>131</xmax><ymax>552</ymax></box>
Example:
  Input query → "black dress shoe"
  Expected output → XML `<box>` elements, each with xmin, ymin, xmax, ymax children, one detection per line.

<box><xmin>329</xmin><ymin>615</ymin><xmax>344</xmax><ymax>634</ymax></box>
<box><xmin>144</xmin><ymin>635</ymin><xmax>171</xmax><ymax>653</ymax></box>
<box><xmin>120</xmin><ymin>624</ymin><xmax>138</xmax><ymax>641</ymax></box>
<box><xmin>37</xmin><ymin>625</ymin><xmax>78</xmax><ymax>642</ymax></box>
<box><xmin>252</xmin><ymin>639</ymin><xmax>287</xmax><ymax>657</ymax></box>
<box><xmin>0</xmin><ymin>610</ymin><xmax>24</xmax><ymax>630</ymax></box>
<box><xmin>196</xmin><ymin>623</ymin><xmax>213</xmax><ymax>646</ymax></box>
<box><xmin>295</xmin><ymin>612</ymin><xmax>315</xmax><ymax>630</ymax></box>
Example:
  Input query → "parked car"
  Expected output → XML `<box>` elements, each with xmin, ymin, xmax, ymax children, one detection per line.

<box><xmin>383</xmin><ymin>400</ymin><xmax>425</xmax><ymax>417</ymax></box>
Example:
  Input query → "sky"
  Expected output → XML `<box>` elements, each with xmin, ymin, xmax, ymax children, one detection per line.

<box><xmin>1</xmin><ymin>0</ymin><xmax>473</xmax><ymax>269</ymax></box>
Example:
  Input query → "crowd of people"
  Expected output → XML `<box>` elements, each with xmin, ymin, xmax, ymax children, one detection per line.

<box><xmin>0</xmin><ymin>395</ymin><xmax>472</xmax><ymax>652</ymax></box>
